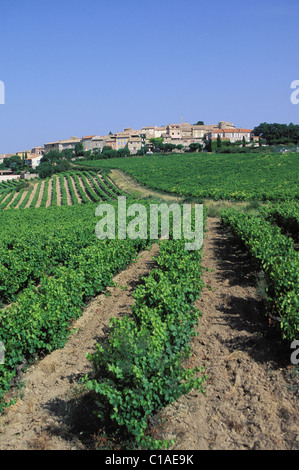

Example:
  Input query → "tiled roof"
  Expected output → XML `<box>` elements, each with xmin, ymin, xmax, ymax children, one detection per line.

<box><xmin>211</xmin><ymin>128</ymin><xmax>252</xmax><ymax>133</ymax></box>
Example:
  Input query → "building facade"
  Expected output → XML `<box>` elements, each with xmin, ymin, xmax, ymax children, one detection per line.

<box><xmin>40</xmin><ymin>120</ymin><xmax>254</xmax><ymax>157</ymax></box>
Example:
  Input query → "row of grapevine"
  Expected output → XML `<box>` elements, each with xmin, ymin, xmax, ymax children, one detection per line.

<box><xmin>221</xmin><ymin>209</ymin><xmax>299</xmax><ymax>342</ymax></box>
<box><xmin>0</xmin><ymin>171</ymin><xmax>126</xmax><ymax>210</ymax></box>
<box><xmin>0</xmin><ymin>201</ymin><xmax>151</xmax><ymax>410</ymax></box>
<box><xmin>86</xmin><ymin>235</ymin><xmax>206</xmax><ymax>448</ymax></box>
<box><xmin>0</xmin><ymin>179</ymin><xmax>19</xmax><ymax>195</ymax></box>
<box><xmin>260</xmin><ymin>201</ymin><xmax>299</xmax><ymax>243</ymax></box>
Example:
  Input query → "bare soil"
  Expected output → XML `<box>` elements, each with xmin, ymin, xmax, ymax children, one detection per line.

<box><xmin>46</xmin><ymin>179</ymin><xmax>53</xmax><ymax>208</ymax></box>
<box><xmin>25</xmin><ymin>183</ymin><xmax>38</xmax><ymax>209</ymax></box>
<box><xmin>63</xmin><ymin>177</ymin><xmax>72</xmax><ymax>206</ymax></box>
<box><xmin>35</xmin><ymin>180</ymin><xmax>45</xmax><ymax>208</ymax></box>
<box><xmin>56</xmin><ymin>177</ymin><xmax>62</xmax><ymax>206</ymax></box>
<box><xmin>0</xmin><ymin>218</ymin><xmax>297</xmax><ymax>450</ymax></box>
<box><xmin>161</xmin><ymin>218</ymin><xmax>299</xmax><ymax>450</ymax></box>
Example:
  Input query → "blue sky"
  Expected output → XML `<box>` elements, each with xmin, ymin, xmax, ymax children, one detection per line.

<box><xmin>0</xmin><ymin>0</ymin><xmax>298</xmax><ymax>153</ymax></box>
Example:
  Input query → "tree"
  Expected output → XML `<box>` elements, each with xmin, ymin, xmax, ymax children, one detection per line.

<box><xmin>118</xmin><ymin>147</ymin><xmax>130</xmax><ymax>157</ymax></box>
<box><xmin>136</xmin><ymin>145</ymin><xmax>149</xmax><ymax>156</ymax></box>
<box><xmin>37</xmin><ymin>162</ymin><xmax>54</xmax><ymax>179</ymax></box>
<box><xmin>164</xmin><ymin>143</ymin><xmax>176</xmax><ymax>153</ymax></box>
<box><xmin>242</xmin><ymin>136</ymin><xmax>246</xmax><ymax>147</ymax></box>
<box><xmin>149</xmin><ymin>137</ymin><xmax>165</xmax><ymax>153</ymax></box>
<box><xmin>4</xmin><ymin>155</ymin><xmax>25</xmax><ymax>172</ymax></box>
<box><xmin>193</xmin><ymin>121</ymin><xmax>204</xmax><ymax>125</ymax></box>
<box><xmin>41</xmin><ymin>150</ymin><xmax>61</xmax><ymax>164</ymax></box>
<box><xmin>189</xmin><ymin>142</ymin><xmax>203</xmax><ymax>153</ymax></box>
<box><xmin>217</xmin><ymin>135</ymin><xmax>222</xmax><ymax>149</ymax></box>
<box><xmin>56</xmin><ymin>160</ymin><xmax>71</xmax><ymax>172</ymax></box>
<box><xmin>75</xmin><ymin>142</ymin><xmax>84</xmax><ymax>156</ymax></box>
<box><xmin>253</xmin><ymin>122</ymin><xmax>299</xmax><ymax>145</ymax></box>
<box><xmin>102</xmin><ymin>145</ymin><xmax>113</xmax><ymax>153</ymax></box>
<box><xmin>61</xmin><ymin>149</ymin><xmax>74</xmax><ymax>160</ymax></box>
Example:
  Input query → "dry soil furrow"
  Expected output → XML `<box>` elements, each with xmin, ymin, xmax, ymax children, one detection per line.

<box><xmin>46</xmin><ymin>179</ymin><xmax>53</xmax><ymax>208</ymax></box>
<box><xmin>35</xmin><ymin>180</ymin><xmax>45</xmax><ymax>208</ymax></box>
<box><xmin>25</xmin><ymin>182</ymin><xmax>39</xmax><ymax>208</ymax></box>
<box><xmin>63</xmin><ymin>177</ymin><xmax>72</xmax><ymax>205</ymax></box>
<box><xmin>55</xmin><ymin>176</ymin><xmax>62</xmax><ymax>206</ymax></box>
<box><xmin>162</xmin><ymin>217</ymin><xmax>299</xmax><ymax>451</ymax></box>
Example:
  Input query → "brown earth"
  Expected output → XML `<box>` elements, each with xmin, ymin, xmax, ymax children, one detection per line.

<box><xmin>46</xmin><ymin>179</ymin><xmax>53</xmax><ymax>208</ymax></box>
<box><xmin>63</xmin><ymin>177</ymin><xmax>72</xmax><ymax>206</ymax></box>
<box><xmin>25</xmin><ymin>182</ymin><xmax>39</xmax><ymax>209</ymax></box>
<box><xmin>35</xmin><ymin>180</ymin><xmax>45</xmax><ymax>208</ymax></box>
<box><xmin>0</xmin><ymin>218</ymin><xmax>297</xmax><ymax>450</ymax></box>
<box><xmin>161</xmin><ymin>218</ymin><xmax>298</xmax><ymax>450</ymax></box>
<box><xmin>55</xmin><ymin>177</ymin><xmax>62</xmax><ymax>206</ymax></box>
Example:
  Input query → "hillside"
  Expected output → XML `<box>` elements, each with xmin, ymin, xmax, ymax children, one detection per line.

<box><xmin>75</xmin><ymin>152</ymin><xmax>299</xmax><ymax>201</ymax></box>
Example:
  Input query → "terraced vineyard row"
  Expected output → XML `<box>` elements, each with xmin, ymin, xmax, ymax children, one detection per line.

<box><xmin>0</xmin><ymin>171</ymin><xmax>125</xmax><ymax>210</ymax></box>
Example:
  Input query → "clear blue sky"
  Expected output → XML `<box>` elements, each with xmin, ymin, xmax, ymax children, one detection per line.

<box><xmin>0</xmin><ymin>0</ymin><xmax>298</xmax><ymax>153</ymax></box>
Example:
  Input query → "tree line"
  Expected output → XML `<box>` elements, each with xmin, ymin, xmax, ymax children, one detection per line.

<box><xmin>253</xmin><ymin>123</ymin><xmax>299</xmax><ymax>146</ymax></box>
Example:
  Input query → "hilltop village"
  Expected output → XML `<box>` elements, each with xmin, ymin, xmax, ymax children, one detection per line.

<box><xmin>0</xmin><ymin>120</ymin><xmax>255</xmax><ymax>171</ymax></box>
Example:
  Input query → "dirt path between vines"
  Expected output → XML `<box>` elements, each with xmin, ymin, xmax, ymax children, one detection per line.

<box><xmin>0</xmin><ymin>243</ymin><xmax>159</xmax><ymax>450</ymax></box>
<box><xmin>161</xmin><ymin>218</ymin><xmax>299</xmax><ymax>450</ymax></box>
<box><xmin>25</xmin><ymin>182</ymin><xmax>38</xmax><ymax>209</ymax></box>
<box><xmin>35</xmin><ymin>180</ymin><xmax>45</xmax><ymax>208</ymax></box>
<box><xmin>109</xmin><ymin>169</ymin><xmax>183</xmax><ymax>203</ymax></box>
<box><xmin>46</xmin><ymin>179</ymin><xmax>53</xmax><ymax>208</ymax></box>
<box><xmin>63</xmin><ymin>177</ymin><xmax>72</xmax><ymax>206</ymax></box>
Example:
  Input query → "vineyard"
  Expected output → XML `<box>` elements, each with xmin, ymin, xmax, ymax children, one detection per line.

<box><xmin>0</xmin><ymin>155</ymin><xmax>298</xmax><ymax>451</ymax></box>
<box><xmin>77</xmin><ymin>152</ymin><xmax>299</xmax><ymax>201</ymax></box>
<box><xmin>0</xmin><ymin>171</ymin><xmax>125</xmax><ymax>210</ymax></box>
